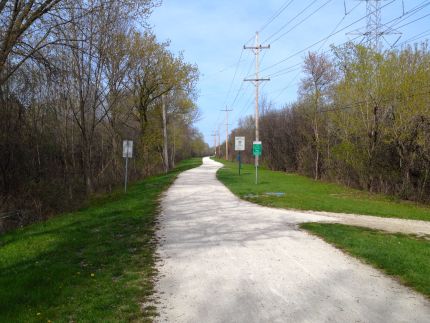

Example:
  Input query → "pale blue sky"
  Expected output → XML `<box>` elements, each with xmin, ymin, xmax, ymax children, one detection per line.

<box><xmin>150</xmin><ymin>0</ymin><xmax>430</xmax><ymax>145</ymax></box>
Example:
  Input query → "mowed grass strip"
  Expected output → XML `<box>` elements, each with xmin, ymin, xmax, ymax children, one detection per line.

<box><xmin>301</xmin><ymin>223</ymin><xmax>430</xmax><ymax>298</ymax></box>
<box><xmin>216</xmin><ymin>159</ymin><xmax>430</xmax><ymax>221</ymax></box>
<box><xmin>0</xmin><ymin>158</ymin><xmax>202</xmax><ymax>323</ymax></box>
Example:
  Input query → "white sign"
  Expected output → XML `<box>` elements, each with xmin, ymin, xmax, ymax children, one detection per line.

<box><xmin>123</xmin><ymin>140</ymin><xmax>133</xmax><ymax>158</ymax></box>
<box><xmin>235</xmin><ymin>136</ymin><xmax>245</xmax><ymax>151</ymax></box>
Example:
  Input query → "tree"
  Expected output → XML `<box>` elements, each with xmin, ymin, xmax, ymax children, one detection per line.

<box><xmin>0</xmin><ymin>0</ymin><xmax>205</xmax><ymax>231</ymax></box>
<box><xmin>0</xmin><ymin>0</ymin><xmax>62</xmax><ymax>87</ymax></box>
<box><xmin>128</xmin><ymin>32</ymin><xmax>198</xmax><ymax>173</ymax></box>
<box><xmin>299</xmin><ymin>51</ymin><xmax>336</xmax><ymax>179</ymax></box>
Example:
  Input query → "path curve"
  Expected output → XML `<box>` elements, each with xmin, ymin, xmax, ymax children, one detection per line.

<box><xmin>153</xmin><ymin>157</ymin><xmax>430</xmax><ymax>322</ymax></box>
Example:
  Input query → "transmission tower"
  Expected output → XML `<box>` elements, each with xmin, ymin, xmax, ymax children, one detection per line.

<box><xmin>366</xmin><ymin>0</ymin><xmax>382</xmax><ymax>49</ymax></box>
<box><xmin>349</xmin><ymin>0</ymin><xmax>401</xmax><ymax>51</ymax></box>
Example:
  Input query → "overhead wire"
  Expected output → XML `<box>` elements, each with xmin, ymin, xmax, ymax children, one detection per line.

<box><xmin>269</xmin><ymin>0</ymin><xmax>333</xmax><ymax>45</ymax></box>
<box><xmin>382</xmin><ymin>0</ymin><xmax>430</xmax><ymax>30</ymax></box>
<box><xmin>271</xmin><ymin>70</ymin><xmax>302</xmax><ymax>103</ymax></box>
<box><xmin>320</xmin><ymin>85</ymin><xmax>430</xmax><ymax>114</ymax></box>
<box><xmin>223</xmin><ymin>0</ymin><xmax>299</xmax><ymax>129</ymax></box>
<box><xmin>222</xmin><ymin>48</ymin><xmax>245</xmax><ymax>107</ymax></box>
<box><xmin>229</xmin><ymin>56</ymin><xmax>256</xmax><ymax>126</ymax></box>
<box><xmin>390</xmin><ymin>11</ymin><xmax>430</xmax><ymax>31</ymax></box>
<box><xmin>224</xmin><ymin>0</ymin><xmax>430</xmax><ymax>134</ymax></box>
<box><xmin>231</xmin><ymin>0</ymin><xmax>345</xmax><ymax>124</ymax></box>
<box><xmin>259</xmin><ymin>2</ymin><xmax>358</xmax><ymax>80</ymax></box>
<box><xmin>259</xmin><ymin>0</ymin><xmax>296</xmax><ymax>33</ymax></box>
<box><xmin>230</xmin><ymin>54</ymin><xmax>256</xmax><ymax>108</ymax></box>
<box><xmin>263</xmin><ymin>0</ymin><xmax>320</xmax><ymax>43</ymax></box>
<box><xmin>258</xmin><ymin>0</ymin><xmax>397</xmax><ymax>75</ymax></box>
<box><xmin>393</xmin><ymin>28</ymin><xmax>430</xmax><ymax>48</ymax></box>
<box><xmin>316</xmin><ymin>1</ymin><xmax>361</xmax><ymax>51</ymax></box>
<box><xmin>266</xmin><ymin>1</ymin><xmax>362</xmax><ymax>99</ymax></box>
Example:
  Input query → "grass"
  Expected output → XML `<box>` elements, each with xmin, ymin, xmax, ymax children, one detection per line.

<box><xmin>215</xmin><ymin>159</ymin><xmax>430</xmax><ymax>221</ymax></box>
<box><xmin>301</xmin><ymin>223</ymin><xmax>430</xmax><ymax>298</ymax></box>
<box><xmin>0</xmin><ymin>158</ymin><xmax>202</xmax><ymax>323</ymax></box>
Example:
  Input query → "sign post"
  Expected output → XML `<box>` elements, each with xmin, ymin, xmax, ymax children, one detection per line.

<box><xmin>253</xmin><ymin>141</ymin><xmax>262</xmax><ymax>184</ymax></box>
<box><xmin>123</xmin><ymin>140</ymin><xmax>133</xmax><ymax>192</ymax></box>
<box><xmin>235</xmin><ymin>136</ymin><xmax>245</xmax><ymax>175</ymax></box>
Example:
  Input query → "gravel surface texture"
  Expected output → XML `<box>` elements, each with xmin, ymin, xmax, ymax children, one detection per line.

<box><xmin>153</xmin><ymin>157</ymin><xmax>430</xmax><ymax>322</ymax></box>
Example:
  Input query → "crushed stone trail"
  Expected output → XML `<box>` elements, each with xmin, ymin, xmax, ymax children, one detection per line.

<box><xmin>153</xmin><ymin>157</ymin><xmax>430</xmax><ymax>323</ymax></box>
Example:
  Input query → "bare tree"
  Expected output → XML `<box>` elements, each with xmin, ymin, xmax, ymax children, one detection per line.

<box><xmin>0</xmin><ymin>0</ymin><xmax>62</xmax><ymax>87</ymax></box>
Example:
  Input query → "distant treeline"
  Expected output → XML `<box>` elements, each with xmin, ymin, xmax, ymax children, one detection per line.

<box><xmin>226</xmin><ymin>43</ymin><xmax>430</xmax><ymax>203</ymax></box>
<box><xmin>0</xmin><ymin>0</ymin><xmax>208</xmax><ymax>231</ymax></box>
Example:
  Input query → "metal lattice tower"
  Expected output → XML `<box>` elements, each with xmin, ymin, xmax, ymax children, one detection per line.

<box><xmin>349</xmin><ymin>0</ymin><xmax>401</xmax><ymax>51</ymax></box>
<box><xmin>365</xmin><ymin>0</ymin><xmax>382</xmax><ymax>50</ymax></box>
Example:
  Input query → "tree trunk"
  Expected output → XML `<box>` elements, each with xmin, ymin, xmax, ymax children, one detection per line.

<box><xmin>82</xmin><ymin>136</ymin><xmax>93</xmax><ymax>195</ymax></box>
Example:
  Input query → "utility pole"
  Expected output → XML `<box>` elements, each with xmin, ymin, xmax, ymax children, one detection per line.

<box><xmin>161</xmin><ymin>94</ymin><xmax>169</xmax><ymax>173</ymax></box>
<box><xmin>171</xmin><ymin>123</ymin><xmax>176</xmax><ymax>168</ymax></box>
<box><xmin>211</xmin><ymin>132</ymin><xmax>217</xmax><ymax>156</ymax></box>
<box><xmin>244</xmin><ymin>31</ymin><xmax>270</xmax><ymax>183</ymax></box>
<box><xmin>220</xmin><ymin>107</ymin><xmax>232</xmax><ymax>160</ymax></box>
<box><xmin>217</xmin><ymin>127</ymin><xmax>221</xmax><ymax>157</ymax></box>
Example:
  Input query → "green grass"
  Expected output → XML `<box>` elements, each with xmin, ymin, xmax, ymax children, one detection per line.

<box><xmin>301</xmin><ymin>223</ymin><xmax>430</xmax><ymax>297</ymax></box>
<box><xmin>216</xmin><ymin>159</ymin><xmax>430</xmax><ymax>221</ymax></box>
<box><xmin>0</xmin><ymin>158</ymin><xmax>202</xmax><ymax>323</ymax></box>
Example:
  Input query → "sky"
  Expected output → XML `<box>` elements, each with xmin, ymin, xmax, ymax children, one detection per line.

<box><xmin>149</xmin><ymin>0</ymin><xmax>430</xmax><ymax>145</ymax></box>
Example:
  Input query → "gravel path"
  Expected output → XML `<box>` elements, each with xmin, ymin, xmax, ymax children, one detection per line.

<box><xmin>153</xmin><ymin>157</ymin><xmax>430</xmax><ymax>322</ymax></box>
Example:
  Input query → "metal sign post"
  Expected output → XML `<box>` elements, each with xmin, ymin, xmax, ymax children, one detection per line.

<box><xmin>123</xmin><ymin>140</ymin><xmax>133</xmax><ymax>192</ymax></box>
<box><xmin>235</xmin><ymin>136</ymin><xmax>245</xmax><ymax>175</ymax></box>
<box><xmin>253</xmin><ymin>141</ymin><xmax>262</xmax><ymax>184</ymax></box>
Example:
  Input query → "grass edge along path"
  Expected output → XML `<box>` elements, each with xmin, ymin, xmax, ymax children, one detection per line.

<box><xmin>301</xmin><ymin>223</ymin><xmax>430</xmax><ymax>298</ymax></box>
<box><xmin>215</xmin><ymin>159</ymin><xmax>430</xmax><ymax>221</ymax></box>
<box><xmin>0</xmin><ymin>158</ymin><xmax>202</xmax><ymax>323</ymax></box>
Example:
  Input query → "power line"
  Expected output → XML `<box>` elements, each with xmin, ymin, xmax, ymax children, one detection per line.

<box><xmin>264</xmin><ymin>0</ymin><xmax>320</xmax><ymax>43</ymax></box>
<box><xmin>317</xmin><ymin>1</ymin><xmax>362</xmax><ymax>51</ymax></box>
<box><xmin>391</xmin><ymin>11</ymin><xmax>430</xmax><ymax>31</ymax></box>
<box><xmin>229</xmin><ymin>0</ymin><xmax>430</xmax><ymax>137</ymax></box>
<box><xmin>262</xmin><ymin>2</ymin><xmax>361</xmax><ymax>80</ymax></box>
<box><xmin>393</xmin><ymin>28</ymin><xmax>430</xmax><ymax>48</ymax></box>
<box><xmin>320</xmin><ymin>84</ymin><xmax>430</xmax><ymax>113</ymax></box>
<box><xmin>231</xmin><ymin>84</ymin><xmax>255</xmax><ymax>125</ymax></box>
<box><xmin>259</xmin><ymin>0</ymin><xmax>296</xmax><ymax>33</ymax></box>
<box><xmin>383</xmin><ymin>0</ymin><xmax>430</xmax><ymax>30</ymax></box>
<box><xmin>266</xmin><ymin>1</ymin><xmax>430</xmax><ymax>113</ymax></box>
<box><xmin>270</xmin><ymin>0</ymin><xmax>333</xmax><ymax>44</ymax></box>
<box><xmin>268</xmin><ymin>64</ymin><xmax>301</xmax><ymax>79</ymax></box>
<box><xmin>271</xmin><ymin>70</ymin><xmax>303</xmax><ymax>103</ymax></box>
<box><xmin>222</xmin><ymin>48</ymin><xmax>245</xmax><ymax>107</ymax></box>
<box><xmin>258</xmin><ymin>0</ymin><xmax>397</xmax><ymax>75</ymax></box>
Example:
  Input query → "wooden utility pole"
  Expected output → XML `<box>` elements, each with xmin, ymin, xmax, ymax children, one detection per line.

<box><xmin>221</xmin><ymin>107</ymin><xmax>233</xmax><ymax>160</ymax></box>
<box><xmin>211</xmin><ymin>132</ymin><xmax>217</xmax><ymax>156</ymax></box>
<box><xmin>171</xmin><ymin>123</ymin><xmax>176</xmax><ymax>168</ymax></box>
<box><xmin>217</xmin><ymin>127</ymin><xmax>221</xmax><ymax>157</ymax></box>
<box><xmin>161</xmin><ymin>95</ymin><xmax>169</xmax><ymax>173</ymax></box>
<box><xmin>244</xmin><ymin>32</ymin><xmax>270</xmax><ymax>181</ymax></box>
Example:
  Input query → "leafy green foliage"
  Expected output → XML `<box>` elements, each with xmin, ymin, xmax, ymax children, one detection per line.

<box><xmin>230</xmin><ymin>43</ymin><xmax>430</xmax><ymax>204</ymax></box>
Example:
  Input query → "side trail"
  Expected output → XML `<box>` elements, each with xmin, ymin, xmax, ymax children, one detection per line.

<box><xmin>153</xmin><ymin>157</ymin><xmax>430</xmax><ymax>323</ymax></box>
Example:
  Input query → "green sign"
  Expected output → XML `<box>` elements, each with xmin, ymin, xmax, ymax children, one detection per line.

<box><xmin>253</xmin><ymin>141</ymin><xmax>262</xmax><ymax>156</ymax></box>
